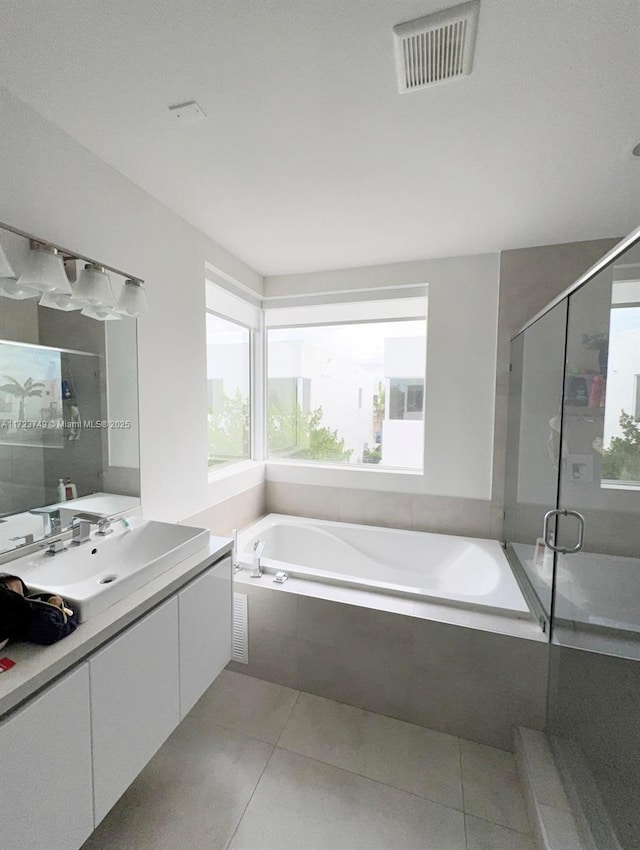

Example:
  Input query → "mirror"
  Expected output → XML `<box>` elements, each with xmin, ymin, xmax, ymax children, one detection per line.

<box><xmin>0</xmin><ymin>225</ymin><xmax>141</xmax><ymax>557</ymax></box>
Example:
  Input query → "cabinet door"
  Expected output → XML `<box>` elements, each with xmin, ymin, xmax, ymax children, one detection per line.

<box><xmin>89</xmin><ymin>597</ymin><xmax>180</xmax><ymax>825</ymax></box>
<box><xmin>178</xmin><ymin>556</ymin><xmax>232</xmax><ymax>718</ymax></box>
<box><xmin>0</xmin><ymin>664</ymin><xmax>93</xmax><ymax>850</ymax></box>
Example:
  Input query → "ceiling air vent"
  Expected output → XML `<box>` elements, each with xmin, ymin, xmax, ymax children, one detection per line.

<box><xmin>393</xmin><ymin>0</ymin><xmax>480</xmax><ymax>93</ymax></box>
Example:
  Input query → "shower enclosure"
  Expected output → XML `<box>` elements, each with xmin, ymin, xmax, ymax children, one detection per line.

<box><xmin>504</xmin><ymin>228</ymin><xmax>640</xmax><ymax>849</ymax></box>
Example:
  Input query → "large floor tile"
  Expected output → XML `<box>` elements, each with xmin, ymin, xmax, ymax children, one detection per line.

<box><xmin>465</xmin><ymin>814</ymin><xmax>536</xmax><ymax>850</ymax></box>
<box><xmin>278</xmin><ymin>692</ymin><xmax>463</xmax><ymax>809</ymax></box>
<box><xmin>189</xmin><ymin>669</ymin><xmax>299</xmax><ymax>743</ymax></box>
<box><xmin>461</xmin><ymin>739</ymin><xmax>532</xmax><ymax>834</ymax></box>
<box><xmin>228</xmin><ymin>747</ymin><xmax>466</xmax><ymax>850</ymax></box>
<box><xmin>82</xmin><ymin>716</ymin><xmax>272</xmax><ymax>850</ymax></box>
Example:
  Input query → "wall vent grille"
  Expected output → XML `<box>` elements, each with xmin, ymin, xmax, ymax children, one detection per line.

<box><xmin>393</xmin><ymin>0</ymin><xmax>480</xmax><ymax>93</ymax></box>
<box><xmin>232</xmin><ymin>592</ymin><xmax>248</xmax><ymax>664</ymax></box>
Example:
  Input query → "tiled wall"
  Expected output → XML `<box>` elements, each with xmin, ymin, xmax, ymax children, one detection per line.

<box><xmin>266</xmin><ymin>481</ymin><xmax>494</xmax><ymax>539</ymax></box>
<box><xmin>185</xmin><ymin>483</ymin><xmax>265</xmax><ymax>537</ymax></box>
<box><xmin>547</xmin><ymin>644</ymin><xmax>640</xmax><ymax>849</ymax></box>
<box><xmin>227</xmin><ymin>581</ymin><xmax>549</xmax><ymax>751</ymax></box>
<box><xmin>492</xmin><ymin>237</ymin><xmax>619</xmax><ymax>537</ymax></box>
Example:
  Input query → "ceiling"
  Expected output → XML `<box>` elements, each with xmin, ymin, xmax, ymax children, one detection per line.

<box><xmin>1</xmin><ymin>0</ymin><xmax>639</xmax><ymax>276</ymax></box>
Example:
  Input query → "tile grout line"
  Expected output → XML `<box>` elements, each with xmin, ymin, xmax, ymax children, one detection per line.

<box><xmin>272</xmin><ymin>741</ymin><xmax>468</xmax><ymax>818</ymax></box>
<box><xmin>467</xmin><ymin>813</ymin><xmax>539</xmax><ymax>843</ymax></box>
<box><xmin>186</xmin><ymin>696</ymin><xmax>300</xmax><ymax>748</ymax></box>
<box><xmin>274</xmin><ymin>690</ymin><xmax>302</xmax><ymax>748</ymax></box>
<box><xmin>459</xmin><ymin>737</ymin><xmax>468</xmax><ymax>849</ymax></box>
<box><xmin>223</xmin><ymin>744</ymin><xmax>277</xmax><ymax>850</ymax></box>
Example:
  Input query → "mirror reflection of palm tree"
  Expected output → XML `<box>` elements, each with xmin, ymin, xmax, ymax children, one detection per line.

<box><xmin>0</xmin><ymin>376</ymin><xmax>45</xmax><ymax>422</ymax></box>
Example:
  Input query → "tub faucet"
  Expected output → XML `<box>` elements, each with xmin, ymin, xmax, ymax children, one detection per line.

<box><xmin>251</xmin><ymin>540</ymin><xmax>266</xmax><ymax>578</ymax></box>
<box><xmin>232</xmin><ymin>528</ymin><xmax>241</xmax><ymax>573</ymax></box>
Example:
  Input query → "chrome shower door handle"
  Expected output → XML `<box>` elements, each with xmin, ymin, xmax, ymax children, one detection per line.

<box><xmin>543</xmin><ymin>508</ymin><xmax>586</xmax><ymax>554</ymax></box>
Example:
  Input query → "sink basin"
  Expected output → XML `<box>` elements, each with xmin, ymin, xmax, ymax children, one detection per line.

<box><xmin>14</xmin><ymin>520</ymin><xmax>210</xmax><ymax>622</ymax></box>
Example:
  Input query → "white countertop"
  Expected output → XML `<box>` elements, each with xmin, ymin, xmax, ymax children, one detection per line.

<box><xmin>0</xmin><ymin>534</ymin><xmax>232</xmax><ymax>718</ymax></box>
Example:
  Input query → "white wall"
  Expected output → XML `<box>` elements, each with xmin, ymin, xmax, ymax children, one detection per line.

<box><xmin>0</xmin><ymin>86</ymin><xmax>502</xmax><ymax>519</ymax></box>
<box><xmin>0</xmin><ymin>86</ymin><xmax>264</xmax><ymax>522</ymax></box>
<box><xmin>264</xmin><ymin>253</ymin><xmax>500</xmax><ymax>500</ymax></box>
<box><xmin>384</xmin><ymin>336</ymin><xmax>426</xmax><ymax>379</ymax></box>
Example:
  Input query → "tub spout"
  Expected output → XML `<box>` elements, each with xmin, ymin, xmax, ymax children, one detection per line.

<box><xmin>251</xmin><ymin>540</ymin><xmax>266</xmax><ymax>578</ymax></box>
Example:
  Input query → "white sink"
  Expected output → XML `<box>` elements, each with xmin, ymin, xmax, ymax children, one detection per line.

<box><xmin>14</xmin><ymin>520</ymin><xmax>210</xmax><ymax>622</ymax></box>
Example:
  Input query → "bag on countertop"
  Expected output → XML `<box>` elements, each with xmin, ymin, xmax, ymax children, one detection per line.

<box><xmin>0</xmin><ymin>573</ymin><xmax>78</xmax><ymax>647</ymax></box>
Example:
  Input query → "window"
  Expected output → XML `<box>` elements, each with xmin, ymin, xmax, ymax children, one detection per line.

<box><xmin>265</xmin><ymin>296</ymin><xmax>427</xmax><ymax>470</ymax></box>
<box><xmin>389</xmin><ymin>379</ymin><xmax>424</xmax><ymax>420</ymax></box>
<box><xmin>206</xmin><ymin>313</ymin><xmax>251</xmax><ymax>468</ymax></box>
<box><xmin>601</xmin><ymin>280</ymin><xmax>640</xmax><ymax>488</ymax></box>
<box><xmin>205</xmin><ymin>274</ymin><xmax>261</xmax><ymax>472</ymax></box>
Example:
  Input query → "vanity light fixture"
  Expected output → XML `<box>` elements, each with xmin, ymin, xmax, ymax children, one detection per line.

<box><xmin>17</xmin><ymin>243</ymin><xmax>73</xmax><ymax>295</ymax></box>
<box><xmin>0</xmin><ymin>240</ymin><xmax>16</xmax><ymax>280</ymax></box>
<box><xmin>0</xmin><ymin>278</ymin><xmax>40</xmax><ymax>300</ymax></box>
<box><xmin>115</xmin><ymin>279</ymin><xmax>148</xmax><ymax>317</ymax></box>
<box><xmin>72</xmin><ymin>263</ymin><xmax>116</xmax><ymax>308</ymax></box>
<box><xmin>80</xmin><ymin>304</ymin><xmax>122</xmax><ymax>321</ymax></box>
<box><xmin>0</xmin><ymin>221</ymin><xmax>148</xmax><ymax>321</ymax></box>
<box><xmin>39</xmin><ymin>287</ymin><xmax>82</xmax><ymax>312</ymax></box>
<box><xmin>80</xmin><ymin>306</ymin><xmax>122</xmax><ymax>321</ymax></box>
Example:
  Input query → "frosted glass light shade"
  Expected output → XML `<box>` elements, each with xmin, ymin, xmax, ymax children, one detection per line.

<box><xmin>17</xmin><ymin>246</ymin><xmax>72</xmax><ymax>295</ymax></box>
<box><xmin>0</xmin><ymin>241</ymin><xmax>16</xmax><ymax>280</ymax></box>
<box><xmin>81</xmin><ymin>305</ymin><xmax>121</xmax><ymax>321</ymax></box>
<box><xmin>0</xmin><ymin>278</ymin><xmax>39</xmax><ymax>300</ymax></box>
<box><xmin>115</xmin><ymin>279</ymin><xmax>148</xmax><ymax>317</ymax></box>
<box><xmin>73</xmin><ymin>264</ymin><xmax>115</xmax><ymax>307</ymax></box>
<box><xmin>39</xmin><ymin>288</ymin><xmax>81</xmax><ymax>312</ymax></box>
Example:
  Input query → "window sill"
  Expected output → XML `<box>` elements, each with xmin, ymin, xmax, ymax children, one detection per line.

<box><xmin>265</xmin><ymin>458</ymin><xmax>422</xmax><ymax>475</ymax></box>
<box><xmin>265</xmin><ymin>459</ymin><xmax>429</xmax><ymax>495</ymax></box>
<box><xmin>207</xmin><ymin>458</ymin><xmax>264</xmax><ymax>485</ymax></box>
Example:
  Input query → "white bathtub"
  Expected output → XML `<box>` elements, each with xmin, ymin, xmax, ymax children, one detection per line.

<box><xmin>237</xmin><ymin>514</ymin><xmax>531</xmax><ymax>618</ymax></box>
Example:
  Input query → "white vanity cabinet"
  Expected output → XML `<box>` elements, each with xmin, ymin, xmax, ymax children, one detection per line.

<box><xmin>0</xmin><ymin>546</ymin><xmax>233</xmax><ymax>849</ymax></box>
<box><xmin>89</xmin><ymin>596</ymin><xmax>180</xmax><ymax>825</ymax></box>
<box><xmin>178</xmin><ymin>555</ymin><xmax>232</xmax><ymax>718</ymax></box>
<box><xmin>0</xmin><ymin>664</ymin><xmax>94</xmax><ymax>850</ymax></box>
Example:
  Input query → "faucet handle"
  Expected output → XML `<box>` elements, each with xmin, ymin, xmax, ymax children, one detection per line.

<box><xmin>96</xmin><ymin>518</ymin><xmax>112</xmax><ymax>535</ymax></box>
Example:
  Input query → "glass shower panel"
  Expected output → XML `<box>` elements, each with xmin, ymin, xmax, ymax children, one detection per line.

<box><xmin>503</xmin><ymin>300</ymin><xmax>567</xmax><ymax>623</ymax></box>
<box><xmin>552</xmin><ymin>251</ymin><xmax>640</xmax><ymax>649</ymax></box>
<box><xmin>547</xmin><ymin>242</ymin><xmax>640</xmax><ymax>850</ymax></box>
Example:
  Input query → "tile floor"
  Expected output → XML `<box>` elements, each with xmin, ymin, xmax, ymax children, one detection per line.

<box><xmin>83</xmin><ymin>670</ymin><xmax>535</xmax><ymax>850</ymax></box>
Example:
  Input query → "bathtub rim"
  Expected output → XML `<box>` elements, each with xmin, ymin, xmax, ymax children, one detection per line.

<box><xmin>236</xmin><ymin>513</ymin><xmax>538</xmax><ymax>627</ymax></box>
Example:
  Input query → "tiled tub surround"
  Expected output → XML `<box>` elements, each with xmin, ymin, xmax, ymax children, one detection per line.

<box><xmin>187</xmin><ymin>482</ymin><xmax>265</xmax><ymax>538</ymax></box>
<box><xmin>237</xmin><ymin>514</ymin><xmax>530</xmax><ymax>617</ymax></box>
<box><xmin>228</xmin><ymin>573</ymin><xmax>548</xmax><ymax>751</ymax></box>
<box><xmin>266</xmin><ymin>480</ymin><xmax>495</xmax><ymax>539</ymax></box>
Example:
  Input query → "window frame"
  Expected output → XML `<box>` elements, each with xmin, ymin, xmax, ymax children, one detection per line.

<box><xmin>264</xmin><ymin>305</ymin><xmax>427</xmax><ymax>472</ymax></box>
<box><xmin>205</xmin><ymin>274</ymin><xmax>263</xmax><ymax>480</ymax></box>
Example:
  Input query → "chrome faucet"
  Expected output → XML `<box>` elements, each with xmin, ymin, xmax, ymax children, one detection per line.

<box><xmin>71</xmin><ymin>518</ymin><xmax>93</xmax><ymax>544</ymax></box>
<box><xmin>251</xmin><ymin>540</ymin><xmax>266</xmax><ymax>578</ymax></box>
<box><xmin>74</xmin><ymin>512</ymin><xmax>112</xmax><ymax>534</ymax></box>
<box><xmin>30</xmin><ymin>507</ymin><xmax>62</xmax><ymax>536</ymax></box>
<box><xmin>232</xmin><ymin>528</ymin><xmax>241</xmax><ymax>573</ymax></box>
<box><xmin>10</xmin><ymin>533</ymin><xmax>34</xmax><ymax>546</ymax></box>
<box><xmin>71</xmin><ymin>512</ymin><xmax>112</xmax><ymax>544</ymax></box>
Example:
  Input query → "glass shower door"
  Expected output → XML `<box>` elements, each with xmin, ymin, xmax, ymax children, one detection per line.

<box><xmin>503</xmin><ymin>301</ymin><xmax>567</xmax><ymax>629</ymax></box>
<box><xmin>546</xmin><ymin>242</ymin><xmax>640</xmax><ymax>850</ymax></box>
<box><xmin>552</xmin><ymin>250</ymin><xmax>640</xmax><ymax>647</ymax></box>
